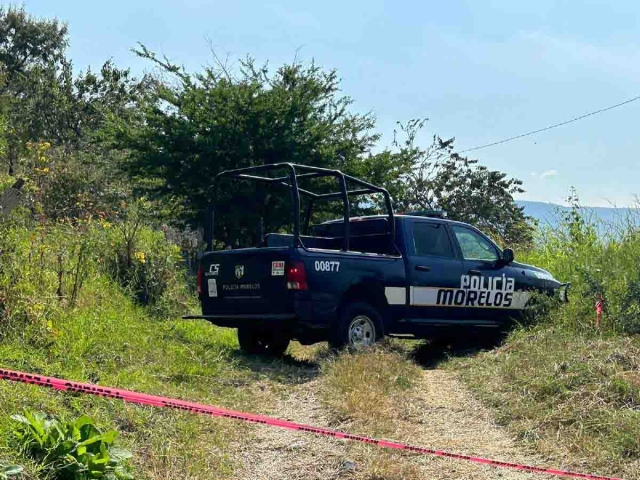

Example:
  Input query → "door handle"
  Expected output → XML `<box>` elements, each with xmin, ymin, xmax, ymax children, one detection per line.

<box><xmin>468</xmin><ymin>269</ymin><xmax>482</xmax><ymax>276</ymax></box>
<box><xmin>415</xmin><ymin>265</ymin><xmax>431</xmax><ymax>272</ymax></box>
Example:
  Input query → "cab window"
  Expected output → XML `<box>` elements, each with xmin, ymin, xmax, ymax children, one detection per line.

<box><xmin>452</xmin><ymin>226</ymin><xmax>499</xmax><ymax>261</ymax></box>
<box><xmin>413</xmin><ymin>222</ymin><xmax>454</xmax><ymax>258</ymax></box>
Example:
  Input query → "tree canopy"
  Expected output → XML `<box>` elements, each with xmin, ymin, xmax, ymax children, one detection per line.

<box><xmin>0</xmin><ymin>7</ymin><xmax>146</xmax><ymax>220</ymax></box>
<box><xmin>109</xmin><ymin>47</ymin><xmax>379</xmax><ymax>229</ymax></box>
<box><xmin>0</xmin><ymin>7</ymin><xmax>534</xmax><ymax>245</ymax></box>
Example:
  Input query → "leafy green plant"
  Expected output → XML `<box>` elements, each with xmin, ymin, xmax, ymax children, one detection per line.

<box><xmin>0</xmin><ymin>463</ymin><xmax>23</xmax><ymax>479</ymax></box>
<box><xmin>11</xmin><ymin>410</ymin><xmax>133</xmax><ymax>480</ymax></box>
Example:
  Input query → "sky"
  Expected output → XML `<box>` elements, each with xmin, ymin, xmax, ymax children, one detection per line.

<box><xmin>19</xmin><ymin>0</ymin><xmax>640</xmax><ymax>207</ymax></box>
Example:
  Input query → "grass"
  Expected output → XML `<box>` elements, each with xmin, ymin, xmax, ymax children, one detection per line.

<box><xmin>356</xmin><ymin>451</ymin><xmax>423</xmax><ymax>480</ymax></box>
<box><xmin>319</xmin><ymin>344</ymin><xmax>421</xmax><ymax>438</ymax></box>
<box><xmin>0</xmin><ymin>212</ymin><xmax>259</xmax><ymax>478</ymax></box>
<box><xmin>516</xmin><ymin>204</ymin><xmax>640</xmax><ymax>335</ymax></box>
<box><xmin>0</xmin><ymin>214</ymin><xmax>335</xmax><ymax>479</ymax></box>
<box><xmin>0</xmin><ymin>271</ymin><xmax>258</xmax><ymax>479</ymax></box>
<box><xmin>448</xmin><ymin>327</ymin><xmax>640</xmax><ymax>479</ymax></box>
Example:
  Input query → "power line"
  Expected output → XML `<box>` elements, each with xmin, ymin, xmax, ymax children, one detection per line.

<box><xmin>458</xmin><ymin>94</ymin><xmax>640</xmax><ymax>154</ymax></box>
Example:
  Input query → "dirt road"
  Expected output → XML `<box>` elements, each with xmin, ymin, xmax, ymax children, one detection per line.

<box><xmin>234</xmin><ymin>359</ymin><xmax>550</xmax><ymax>480</ymax></box>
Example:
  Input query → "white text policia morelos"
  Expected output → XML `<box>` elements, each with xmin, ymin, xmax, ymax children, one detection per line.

<box><xmin>436</xmin><ymin>274</ymin><xmax>528</xmax><ymax>309</ymax></box>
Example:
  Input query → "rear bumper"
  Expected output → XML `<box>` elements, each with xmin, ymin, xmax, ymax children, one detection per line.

<box><xmin>190</xmin><ymin>292</ymin><xmax>336</xmax><ymax>330</ymax></box>
<box><xmin>182</xmin><ymin>313</ymin><xmax>296</xmax><ymax>329</ymax></box>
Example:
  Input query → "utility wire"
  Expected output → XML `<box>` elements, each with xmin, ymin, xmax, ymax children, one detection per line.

<box><xmin>458</xmin><ymin>94</ymin><xmax>640</xmax><ymax>154</ymax></box>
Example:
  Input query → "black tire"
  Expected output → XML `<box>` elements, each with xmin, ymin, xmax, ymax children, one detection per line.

<box><xmin>330</xmin><ymin>301</ymin><xmax>384</xmax><ymax>350</ymax></box>
<box><xmin>237</xmin><ymin>327</ymin><xmax>290</xmax><ymax>356</ymax></box>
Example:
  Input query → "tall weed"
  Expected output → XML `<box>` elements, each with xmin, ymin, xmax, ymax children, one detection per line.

<box><xmin>0</xmin><ymin>203</ymin><xmax>192</xmax><ymax>339</ymax></box>
<box><xmin>519</xmin><ymin>194</ymin><xmax>640</xmax><ymax>334</ymax></box>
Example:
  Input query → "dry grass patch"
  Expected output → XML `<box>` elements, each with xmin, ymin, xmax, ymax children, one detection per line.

<box><xmin>319</xmin><ymin>345</ymin><xmax>421</xmax><ymax>436</ymax></box>
<box><xmin>450</xmin><ymin>327</ymin><xmax>640</xmax><ymax>480</ymax></box>
<box><xmin>357</xmin><ymin>450</ymin><xmax>422</xmax><ymax>480</ymax></box>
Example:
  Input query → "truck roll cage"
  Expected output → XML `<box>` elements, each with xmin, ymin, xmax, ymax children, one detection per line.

<box><xmin>206</xmin><ymin>163</ymin><xmax>396</xmax><ymax>253</ymax></box>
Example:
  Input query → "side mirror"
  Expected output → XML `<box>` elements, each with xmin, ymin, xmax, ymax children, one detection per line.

<box><xmin>502</xmin><ymin>248</ymin><xmax>514</xmax><ymax>265</ymax></box>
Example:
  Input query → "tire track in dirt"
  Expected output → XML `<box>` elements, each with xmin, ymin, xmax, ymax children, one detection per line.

<box><xmin>233</xmin><ymin>366</ymin><xmax>555</xmax><ymax>480</ymax></box>
<box><xmin>234</xmin><ymin>379</ymin><xmax>348</xmax><ymax>479</ymax></box>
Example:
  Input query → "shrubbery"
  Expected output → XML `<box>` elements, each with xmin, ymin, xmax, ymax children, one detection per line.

<box><xmin>519</xmin><ymin>195</ymin><xmax>640</xmax><ymax>334</ymax></box>
<box><xmin>0</xmin><ymin>178</ymin><xmax>194</xmax><ymax>340</ymax></box>
<box><xmin>97</xmin><ymin>199</ymin><xmax>193</xmax><ymax>317</ymax></box>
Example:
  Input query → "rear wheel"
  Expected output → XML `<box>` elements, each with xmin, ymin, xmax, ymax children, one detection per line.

<box><xmin>330</xmin><ymin>301</ymin><xmax>383</xmax><ymax>350</ymax></box>
<box><xmin>237</xmin><ymin>327</ymin><xmax>290</xmax><ymax>356</ymax></box>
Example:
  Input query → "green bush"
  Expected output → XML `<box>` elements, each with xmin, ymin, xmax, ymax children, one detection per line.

<box><xmin>97</xmin><ymin>201</ymin><xmax>193</xmax><ymax>317</ymax></box>
<box><xmin>518</xmin><ymin>195</ymin><xmax>640</xmax><ymax>334</ymax></box>
<box><xmin>11</xmin><ymin>410</ymin><xmax>133</xmax><ymax>480</ymax></box>
<box><xmin>0</xmin><ymin>192</ymin><xmax>193</xmax><ymax>333</ymax></box>
<box><xmin>36</xmin><ymin>149</ymin><xmax>130</xmax><ymax>222</ymax></box>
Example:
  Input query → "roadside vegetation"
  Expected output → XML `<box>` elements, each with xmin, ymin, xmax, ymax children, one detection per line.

<box><xmin>0</xmin><ymin>201</ymin><xmax>251</xmax><ymax>478</ymax></box>
<box><xmin>320</xmin><ymin>346</ymin><xmax>420</xmax><ymax>438</ymax></box>
<box><xmin>453</xmin><ymin>329</ymin><xmax>639</xmax><ymax>478</ymax></box>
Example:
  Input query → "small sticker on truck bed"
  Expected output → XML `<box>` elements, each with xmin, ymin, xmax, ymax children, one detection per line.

<box><xmin>272</xmin><ymin>261</ymin><xmax>285</xmax><ymax>276</ymax></box>
<box><xmin>208</xmin><ymin>279</ymin><xmax>218</xmax><ymax>297</ymax></box>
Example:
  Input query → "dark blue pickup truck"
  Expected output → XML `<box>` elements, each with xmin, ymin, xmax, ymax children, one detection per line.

<box><xmin>188</xmin><ymin>164</ymin><xmax>568</xmax><ymax>355</ymax></box>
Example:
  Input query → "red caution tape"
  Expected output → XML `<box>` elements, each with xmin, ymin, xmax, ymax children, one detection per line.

<box><xmin>0</xmin><ymin>368</ymin><xmax>623</xmax><ymax>480</ymax></box>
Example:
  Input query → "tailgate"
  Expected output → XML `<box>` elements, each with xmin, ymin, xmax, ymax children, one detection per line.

<box><xmin>200</xmin><ymin>247</ymin><xmax>291</xmax><ymax>315</ymax></box>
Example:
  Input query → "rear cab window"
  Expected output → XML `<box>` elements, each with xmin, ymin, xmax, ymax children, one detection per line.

<box><xmin>412</xmin><ymin>222</ymin><xmax>455</xmax><ymax>258</ymax></box>
<box><xmin>308</xmin><ymin>217</ymin><xmax>396</xmax><ymax>255</ymax></box>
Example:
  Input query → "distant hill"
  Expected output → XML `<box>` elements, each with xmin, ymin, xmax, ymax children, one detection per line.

<box><xmin>517</xmin><ymin>200</ymin><xmax>640</xmax><ymax>230</ymax></box>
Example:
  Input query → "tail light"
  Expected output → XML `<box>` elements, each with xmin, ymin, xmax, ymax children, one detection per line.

<box><xmin>197</xmin><ymin>266</ymin><xmax>203</xmax><ymax>295</ymax></box>
<box><xmin>287</xmin><ymin>261</ymin><xmax>308</xmax><ymax>291</ymax></box>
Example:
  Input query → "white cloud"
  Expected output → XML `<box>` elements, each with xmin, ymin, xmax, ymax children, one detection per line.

<box><xmin>530</xmin><ymin>172</ymin><xmax>538</xmax><ymax>177</ymax></box>
<box><xmin>540</xmin><ymin>169</ymin><xmax>558</xmax><ymax>179</ymax></box>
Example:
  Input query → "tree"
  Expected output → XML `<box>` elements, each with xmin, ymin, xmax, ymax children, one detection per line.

<box><xmin>19</xmin><ymin>59</ymin><xmax>144</xmax><ymax>148</ymax></box>
<box><xmin>0</xmin><ymin>7</ymin><xmax>145</xmax><ymax>177</ymax></box>
<box><xmin>0</xmin><ymin>6</ymin><xmax>149</xmax><ymax>226</ymax></box>
<box><xmin>0</xmin><ymin>6</ymin><xmax>67</xmax><ymax>174</ymax></box>
<box><xmin>390</xmin><ymin>119</ymin><xmax>533</xmax><ymax>245</ymax></box>
<box><xmin>109</xmin><ymin>47</ymin><xmax>532</xmax><ymax>245</ymax></box>
<box><xmin>0</xmin><ymin>6</ymin><xmax>68</xmax><ymax>93</ymax></box>
<box><xmin>108</xmin><ymin>46</ymin><xmax>384</xmax><ymax>241</ymax></box>
<box><xmin>0</xmin><ymin>110</ymin><xmax>6</xmax><ymax>158</ymax></box>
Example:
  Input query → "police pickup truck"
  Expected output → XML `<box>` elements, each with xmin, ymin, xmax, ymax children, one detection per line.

<box><xmin>187</xmin><ymin>163</ymin><xmax>568</xmax><ymax>355</ymax></box>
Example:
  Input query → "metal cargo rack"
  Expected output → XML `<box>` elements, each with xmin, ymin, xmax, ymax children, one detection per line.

<box><xmin>206</xmin><ymin>163</ymin><xmax>395</xmax><ymax>252</ymax></box>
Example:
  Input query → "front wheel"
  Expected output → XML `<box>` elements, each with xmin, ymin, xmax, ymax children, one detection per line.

<box><xmin>330</xmin><ymin>301</ymin><xmax>383</xmax><ymax>350</ymax></box>
<box><xmin>237</xmin><ymin>327</ymin><xmax>290</xmax><ymax>356</ymax></box>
